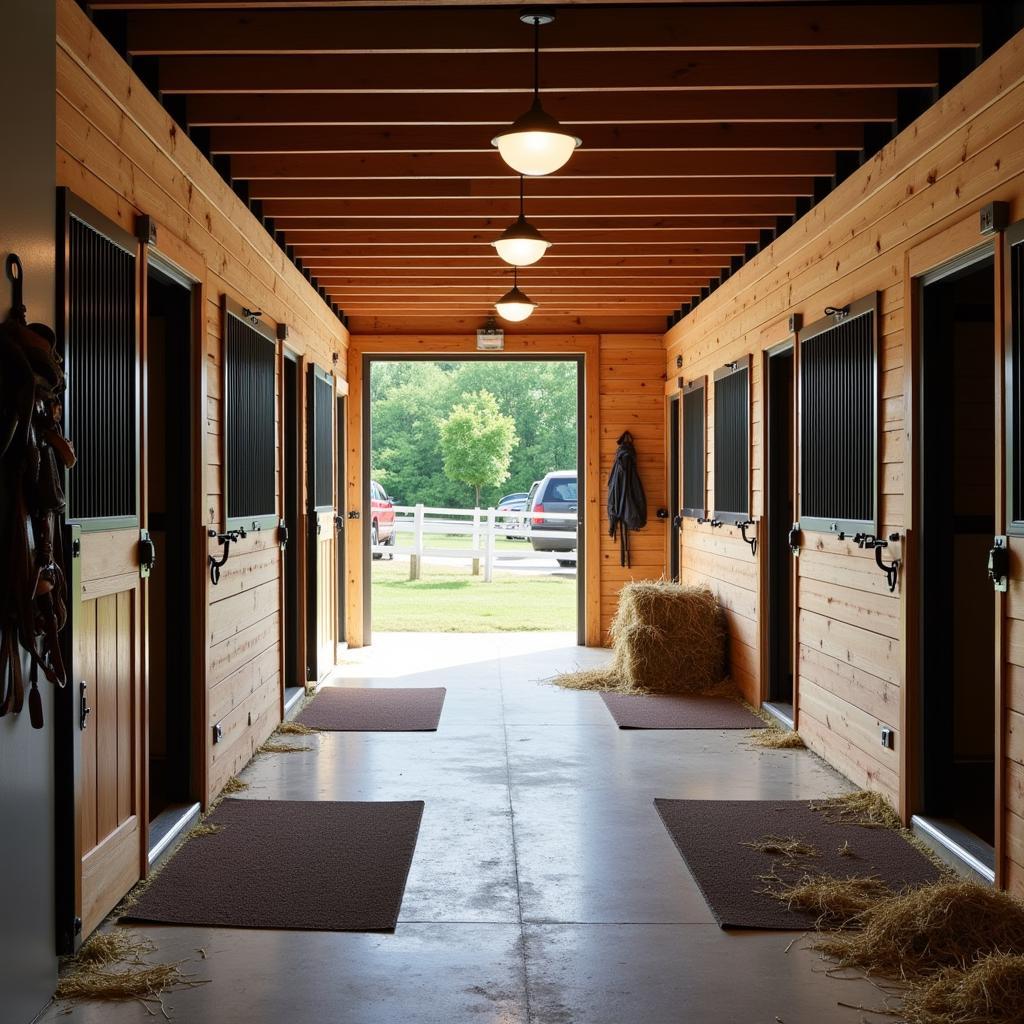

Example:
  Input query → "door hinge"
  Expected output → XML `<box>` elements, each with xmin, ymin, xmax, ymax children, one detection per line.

<box><xmin>139</xmin><ymin>529</ymin><xmax>156</xmax><ymax>579</ymax></box>
<box><xmin>79</xmin><ymin>681</ymin><xmax>91</xmax><ymax>731</ymax></box>
<box><xmin>279</xmin><ymin>518</ymin><xmax>289</xmax><ymax>550</ymax></box>
<box><xmin>989</xmin><ymin>535</ymin><xmax>1010</xmax><ymax>593</ymax></box>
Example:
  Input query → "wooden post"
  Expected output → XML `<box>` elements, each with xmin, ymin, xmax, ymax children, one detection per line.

<box><xmin>483</xmin><ymin>507</ymin><xmax>496</xmax><ymax>583</ymax></box>
<box><xmin>410</xmin><ymin>502</ymin><xmax>424</xmax><ymax>581</ymax></box>
<box><xmin>471</xmin><ymin>506</ymin><xmax>481</xmax><ymax>576</ymax></box>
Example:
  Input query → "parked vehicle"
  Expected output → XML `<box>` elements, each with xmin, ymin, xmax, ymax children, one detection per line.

<box><xmin>370</xmin><ymin>479</ymin><xmax>397</xmax><ymax>559</ymax></box>
<box><xmin>530</xmin><ymin>471</ymin><xmax>578</xmax><ymax>566</ymax></box>
<box><xmin>497</xmin><ymin>491</ymin><xmax>530</xmax><ymax>539</ymax></box>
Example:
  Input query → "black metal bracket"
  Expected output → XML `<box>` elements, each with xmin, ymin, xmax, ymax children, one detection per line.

<box><xmin>709</xmin><ymin>519</ymin><xmax>724</xmax><ymax>528</ymax></box>
<box><xmin>207</xmin><ymin>527</ymin><xmax>247</xmax><ymax>585</ymax></box>
<box><xmin>788</xmin><ymin>522</ymin><xmax>801</xmax><ymax>557</ymax></box>
<box><xmin>278</xmin><ymin>518</ymin><xmax>289</xmax><ymax>551</ymax></box>
<box><xmin>849</xmin><ymin>532</ymin><xmax>901</xmax><ymax>592</ymax></box>
<box><xmin>696</xmin><ymin>515</ymin><xmax>711</xmax><ymax>525</ymax></box>
<box><xmin>738</xmin><ymin>520</ymin><xmax>757</xmax><ymax>556</ymax></box>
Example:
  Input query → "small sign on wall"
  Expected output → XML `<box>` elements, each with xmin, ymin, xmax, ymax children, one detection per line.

<box><xmin>477</xmin><ymin>320</ymin><xmax>504</xmax><ymax>351</ymax></box>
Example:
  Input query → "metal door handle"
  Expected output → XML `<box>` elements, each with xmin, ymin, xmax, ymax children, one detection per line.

<box><xmin>79</xmin><ymin>681</ymin><xmax>91</xmax><ymax>731</ymax></box>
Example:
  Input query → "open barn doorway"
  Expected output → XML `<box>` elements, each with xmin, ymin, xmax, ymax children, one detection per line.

<box><xmin>916</xmin><ymin>250</ymin><xmax>998</xmax><ymax>872</ymax></box>
<box><xmin>144</xmin><ymin>256</ymin><xmax>199</xmax><ymax>855</ymax></box>
<box><xmin>362</xmin><ymin>356</ymin><xmax>584</xmax><ymax>644</ymax></box>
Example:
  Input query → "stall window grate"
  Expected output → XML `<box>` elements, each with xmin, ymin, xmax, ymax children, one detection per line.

<box><xmin>1009</xmin><ymin>224</ymin><xmax>1024</xmax><ymax>533</ymax></box>
<box><xmin>799</xmin><ymin>294</ymin><xmax>878</xmax><ymax>534</ymax></box>
<box><xmin>681</xmin><ymin>378</ymin><xmax>706</xmax><ymax>518</ymax></box>
<box><xmin>309</xmin><ymin>365</ymin><xmax>334</xmax><ymax>512</ymax></box>
<box><xmin>713</xmin><ymin>358</ymin><xmax>750</xmax><ymax>523</ymax></box>
<box><xmin>224</xmin><ymin>300</ymin><xmax>276</xmax><ymax>530</ymax></box>
<box><xmin>65</xmin><ymin>213</ymin><xmax>138</xmax><ymax>524</ymax></box>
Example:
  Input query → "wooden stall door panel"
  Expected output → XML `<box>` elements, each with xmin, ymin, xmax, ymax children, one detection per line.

<box><xmin>316</xmin><ymin>511</ymin><xmax>335</xmax><ymax>679</ymax></box>
<box><xmin>78</xmin><ymin>561</ymin><xmax>141</xmax><ymax>937</ymax></box>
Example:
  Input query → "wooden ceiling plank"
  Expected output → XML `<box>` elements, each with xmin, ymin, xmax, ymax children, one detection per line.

<box><xmin>281</xmin><ymin>227</ymin><xmax>778</xmax><ymax>244</ymax></box>
<box><xmin>187</xmin><ymin>89</ymin><xmax>899</xmax><ymax>127</ymax></box>
<box><xmin>125</xmin><ymin>6</ymin><xmax>981</xmax><ymax>55</ymax></box>
<box><xmin>244</xmin><ymin>176</ymin><xmax>818</xmax><ymax>200</ymax></box>
<box><xmin>259</xmin><ymin>197</ymin><xmax>802</xmax><ymax>218</ymax></box>
<box><xmin>156</xmin><ymin>50</ymin><xmax>940</xmax><ymax>94</ymax></box>
<box><xmin>228</xmin><ymin>151</ymin><xmax>837</xmax><ymax>178</ymax></box>
<box><xmin>207</xmin><ymin>123</ymin><xmax>864</xmax><ymax>155</ymax></box>
<box><xmin>289</xmin><ymin>243</ymin><xmax>757</xmax><ymax>256</ymax></box>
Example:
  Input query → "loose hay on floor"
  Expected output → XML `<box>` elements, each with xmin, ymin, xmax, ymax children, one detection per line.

<box><xmin>277</xmin><ymin>720</ymin><xmax>318</xmax><ymax>735</ymax></box>
<box><xmin>898</xmin><ymin>953</ymin><xmax>1024</xmax><ymax>1024</ymax></box>
<box><xmin>766</xmin><ymin>874</ymin><xmax>893</xmax><ymax>928</ymax></box>
<box><xmin>57</xmin><ymin>928</ymin><xmax>208</xmax><ymax>1016</ymax></box>
<box><xmin>748</xmin><ymin>728</ymin><xmax>805</xmax><ymax>750</ymax></box>
<box><xmin>220</xmin><ymin>776</ymin><xmax>248</xmax><ymax>795</ymax></box>
<box><xmin>743</xmin><ymin>835</ymin><xmax>820</xmax><ymax>862</ymax></box>
<box><xmin>259</xmin><ymin>740</ymin><xmax>312</xmax><ymax>754</ymax></box>
<box><xmin>554</xmin><ymin>581</ymin><xmax>726</xmax><ymax>694</ymax></box>
<box><xmin>190</xmin><ymin>822</ymin><xmax>224</xmax><ymax>838</ymax></box>
<box><xmin>815</xmin><ymin>881</ymin><xmax>1024</xmax><ymax>980</ymax></box>
<box><xmin>811</xmin><ymin>790</ymin><xmax>902</xmax><ymax>830</ymax></box>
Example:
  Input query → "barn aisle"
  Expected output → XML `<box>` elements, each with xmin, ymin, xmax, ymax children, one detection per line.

<box><xmin>46</xmin><ymin>633</ymin><xmax>883</xmax><ymax>1024</ymax></box>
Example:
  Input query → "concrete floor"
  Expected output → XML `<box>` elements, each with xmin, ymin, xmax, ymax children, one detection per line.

<box><xmin>47</xmin><ymin>632</ymin><xmax>889</xmax><ymax>1024</ymax></box>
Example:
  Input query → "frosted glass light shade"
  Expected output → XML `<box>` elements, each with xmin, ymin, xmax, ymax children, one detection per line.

<box><xmin>491</xmin><ymin>215</ymin><xmax>551</xmax><ymax>267</ymax></box>
<box><xmin>494</xmin><ymin>285</ymin><xmax>537</xmax><ymax>322</ymax></box>
<box><xmin>491</xmin><ymin>100</ymin><xmax>581</xmax><ymax>177</ymax></box>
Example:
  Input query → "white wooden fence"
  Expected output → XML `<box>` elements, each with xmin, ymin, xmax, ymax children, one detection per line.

<box><xmin>371</xmin><ymin>504</ymin><xmax>578</xmax><ymax>581</ymax></box>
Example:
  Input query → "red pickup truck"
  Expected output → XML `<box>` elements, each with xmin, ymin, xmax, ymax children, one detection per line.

<box><xmin>370</xmin><ymin>479</ymin><xmax>397</xmax><ymax>559</ymax></box>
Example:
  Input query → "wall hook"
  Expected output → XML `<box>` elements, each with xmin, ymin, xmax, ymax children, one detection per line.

<box><xmin>207</xmin><ymin>527</ymin><xmax>247</xmax><ymax>585</ymax></box>
<box><xmin>738</xmin><ymin>520</ymin><xmax>757</xmax><ymax>556</ymax></box>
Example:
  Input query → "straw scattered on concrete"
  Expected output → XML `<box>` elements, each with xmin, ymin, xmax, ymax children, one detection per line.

<box><xmin>56</xmin><ymin>929</ymin><xmax>207</xmax><ymax>1017</ymax></box>
<box><xmin>259</xmin><ymin>740</ymin><xmax>312</xmax><ymax>754</ymax></box>
<box><xmin>811</xmin><ymin>790</ymin><xmax>902</xmax><ymax>830</ymax></box>
<box><xmin>220</xmin><ymin>776</ymin><xmax>248</xmax><ymax>795</ymax></box>
<box><xmin>766</xmin><ymin>873</ymin><xmax>893</xmax><ymax>928</ymax></box>
<box><xmin>748</xmin><ymin>728</ymin><xmax>805</xmax><ymax>750</ymax></box>
<box><xmin>277</xmin><ymin>720</ymin><xmax>318</xmax><ymax>735</ymax></box>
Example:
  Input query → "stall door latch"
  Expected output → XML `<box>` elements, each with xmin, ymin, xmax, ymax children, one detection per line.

<box><xmin>989</xmin><ymin>536</ymin><xmax>1009</xmax><ymax>593</ymax></box>
<box><xmin>139</xmin><ymin>529</ymin><xmax>156</xmax><ymax>579</ymax></box>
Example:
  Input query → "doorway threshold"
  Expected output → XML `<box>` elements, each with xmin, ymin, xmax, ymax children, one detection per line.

<box><xmin>911</xmin><ymin>815</ymin><xmax>995</xmax><ymax>884</ymax></box>
<box><xmin>284</xmin><ymin>686</ymin><xmax>305</xmax><ymax>717</ymax></box>
<box><xmin>762</xmin><ymin>701</ymin><xmax>794</xmax><ymax>731</ymax></box>
<box><xmin>148</xmin><ymin>802</ymin><xmax>201</xmax><ymax>868</ymax></box>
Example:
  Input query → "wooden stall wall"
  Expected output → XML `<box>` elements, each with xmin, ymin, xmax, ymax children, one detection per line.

<box><xmin>664</xmin><ymin>29</ymin><xmax>1024</xmax><ymax>869</ymax></box>
<box><xmin>56</xmin><ymin>0</ymin><xmax>348</xmax><ymax>807</ymax></box>
<box><xmin>345</xmin><ymin>334</ymin><xmax>665</xmax><ymax>648</ymax></box>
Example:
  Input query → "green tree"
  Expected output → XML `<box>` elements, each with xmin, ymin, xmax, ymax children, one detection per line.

<box><xmin>438</xmin><ymin>390</ymin><xmax>518</xmax><ymax>507</ymax></box>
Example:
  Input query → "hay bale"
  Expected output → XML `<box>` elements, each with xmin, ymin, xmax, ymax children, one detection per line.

<box><xmin>556</xmin><ymin>581</ymin><xmax>726</xmax><ymax>694</ymax></box>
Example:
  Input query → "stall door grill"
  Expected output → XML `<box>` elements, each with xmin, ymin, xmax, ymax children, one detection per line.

<box><xmin>224</xmin><ymin>304</ymin><xmax>276</xmax><ymax>529</ymax></box>
<box><xmin>682</xmin><ymin>380</ymin><xmax>706</xmax><ymax>517</ymax></box>
<box><xmin>309</xmin><ymin>366</ymin><xmax>334</xmax><ymax>512</ymax></box>
<box><xmin>799</xmin><ymin>296</ymin><xmax>878</xmax><ymax>534</ymax></box>
<box><xmin>1010</xmin><ymin>225</ymin><xmax>1024</xmax><ymax>532</ymax></box>
<box><xmin>713</xmin><ymin>359</ymin><xmax>750</xmax><ymax>523</ymax></box>
<box><xmin>66</xmin><ymin>215</ymin><xmax>137</xmax><ymax>524</ymax></box>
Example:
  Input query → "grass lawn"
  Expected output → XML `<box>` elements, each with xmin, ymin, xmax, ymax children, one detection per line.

<box><xmin>371</xmin><ymin>560</ymin><xmax>576</xmax><ymax>632</ymax></box>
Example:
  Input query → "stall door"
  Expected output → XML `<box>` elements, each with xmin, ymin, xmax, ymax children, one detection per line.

<box><xmin>307</xmin><ymin>364</ymin><xmax>336</xmax><ymax>682</ymax></box>
<box><xmin>61</xmin><ymin>193</ymin><xmax>145</xmax><ymax>942</ymax></box>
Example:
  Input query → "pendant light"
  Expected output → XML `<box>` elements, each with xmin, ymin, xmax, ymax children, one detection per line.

<box><xmin>494</xmin><ymin>268</ymin><xmax>537</xmax><ymax>322</ymax></box>
<box><xmin>492</xmin><ymin>176</ymin><xmax>552</xmax><ymax>267</ymax></box>
<box><xmin>491</xmin><ymin>8</ymin><xmax>581</xmax><ymax>177</ymax></box>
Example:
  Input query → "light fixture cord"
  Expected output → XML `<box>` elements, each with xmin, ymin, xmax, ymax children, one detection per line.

<box><xmin>519</xmin><ymin>175</ymin><xmax>525</xmax><ymax>217</ymax></box>
<box><xmin>533</xmin><ymin>17</ymin><xmax>540</xmax><ymax>99</ymax></box>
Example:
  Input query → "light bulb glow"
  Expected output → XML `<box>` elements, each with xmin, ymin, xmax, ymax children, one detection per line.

<box><xmin>495</xmin><ymin>285</ymin><xmax>536</xmax><ymax>322</ymax></box>
<box><xmin>491</xmin><ymin>214</ymin><xmax>552</xmax><ymax>267</ymax></box>
<box><xmin>491</xmin><ymin>99</ymin><xmax>581</xmax><ymax>177</ymax></box>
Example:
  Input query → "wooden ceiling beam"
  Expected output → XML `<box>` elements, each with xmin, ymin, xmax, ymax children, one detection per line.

<box><xmin>125</xmin><ymin>6</ymin><xmax>980</xmax><ymax>55</ymax></box>
<box><xmin>229</xmin><ymin>151</ymin><xmax>836</xmax><ymax>179</ymax></box>
<box><xmin>260</xmin><ymin>197</ymin><xmax>799</xmax><ymax>219</ymax></box>
<box><xmin>93</xmin><ymin>1</ymin><xmax>844</xmax><ymax>8</ymax></box>
<box><xmin>208</xmin><ymin>123</ymin><xmax>864</xmax><ymax>155</ymax></box>
<box><xmin>156</xmin><ymin>50</ymin><xmax>939</xmax><ymax>93</ymax></box>
<box><xmin>281</xmin><ymin>225</ymin><xmax>778</xmax><ymax>242</ymax></box>
<box><xmin>187</xmin><ymin>90</ymin><xmax>898</xmax><ymax>128</ymax></box>
<box><xmin>295</xmin><ymin>254</ymin><xmax>743</xmax><ymax>265</ymax></box>
<box><xmin>289</xmin><ymin>242</ymin><xmax>756</xmax><ymax>256</ymax></box>
<box><xmin>246</xmin><ymin>177</ymin><xmax>818</xmax><ymax>200</ymax></box>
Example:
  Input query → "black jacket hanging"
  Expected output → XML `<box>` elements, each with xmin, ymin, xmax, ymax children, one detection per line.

<box><xmin>607</xmin><ymin>430</ymin><xmax>647</xmax><ymax>568</ymax></box>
